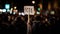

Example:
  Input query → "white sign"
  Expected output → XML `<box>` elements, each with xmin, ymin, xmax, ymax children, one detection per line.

<box><xmin>24</xmin><ymin>6</ymin><xmax>35</xmax><ymax>15</ymax></box>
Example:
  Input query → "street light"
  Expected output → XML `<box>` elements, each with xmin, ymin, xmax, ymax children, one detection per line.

<box><xmin>32</xmin><ymin>1</ymin><xmax>35</xmax><ymax>4</ymax></box>
<box><xmin>14</xmin><ymin>6</ymin><xmax>17</xmax><ymax>9</ymax></box>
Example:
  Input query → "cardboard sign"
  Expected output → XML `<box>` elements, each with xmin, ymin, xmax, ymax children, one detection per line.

<box><xmin>24</xmin><ymin>6</ymin><xmax>35</xmax><ymax>15</ymax></box>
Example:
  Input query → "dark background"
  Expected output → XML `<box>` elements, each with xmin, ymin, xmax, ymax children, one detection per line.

<box><xmin>0</xmin><ymin>0</ymin><xmax>60</xmax><ymax>10</ymax></box>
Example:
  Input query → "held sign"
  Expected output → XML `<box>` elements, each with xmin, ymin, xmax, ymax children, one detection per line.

<box><xmin>24</xmin><ymin>6</ymin><xmax>35</xmax><ymax>15</ymax></box>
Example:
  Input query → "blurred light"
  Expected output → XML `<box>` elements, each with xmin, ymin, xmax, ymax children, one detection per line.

<box><xmin>45</xmin><ymin>18</ymin><xmax>48</xmax><ymax>22</ymax></box>
<box><xmin>3</xmin><ymin>9</ymin><xmax>6</xmax><ymax>12</ymax></box>
<box><xmin>10</xmin><ymin>11</ymin><xmax>13</xmax><ymax>14</ymax></box>
<box><xmin>54</xmin><ymin>1</ymin><xmax>58</xmax><ymax>8</ymax></box>
<box><xmin>32</xmin><ymin>1</ymin><xmax>35</xmax><ymax>4</ymax></box>
<box><xmin>39</xmin><ymin>3</ymin><xmax>43</xmax><ymax>10</ymax></box>
<box><xmin>7</xmin><ymin>9</ymin><xmax>10</xmax><ymax>11</ymax></box>
<box><xmin>0</xmin><ymin>9</ymin><xmax>3</xmax><ymax>12</ymax></box>
<box><xmin>0</xmin><ymin>9</ymin><xmax>2</xmax><ymax>14</ymax></box>
<box><xmin>15</xmin><ymin>10</ymin><xmax>18</xmax><ymax>12</ymax></box>
<box><xmin>5</xmin><ymin>4</ymin><xmax>10</xmax><ymax>9</ymax></box>
<box><xmin>10</xmin><ymin>8</ymin><xmax>13</xmax><ymax>14</ymax></box>
<box><xmin>11</xmin><ymin>8</ymin><xmax>13</xmax><ymax>10</ymax></box>
<box><xmin>13</xmin><ymin>10</ymin><xmax>18</xmax><ymax>13</ymax></box>
<box><xmin>19</xmin><ymin>12</ymin><xmax>21</xmax><ymax>15</ymax></box>
<box><xmin>22</xmin><ymin>12</ymin><xmax>25</xmax><ymax>16</ymax></box>
<box><xmin>7</xmin><ymin>9</ymin><xmax>10</xmax><ymax>12</ymax></box>
<box><xmin>38</xmin><ymin>8</ymin><xmax>40</xmax><ymax>11</ymax></box>
<box><xmin>13</xmin><ymin>10</ymin><xmax>18</xmax><ymax>15</ymax></box>
<box><xmin>14</xmin><ymin>6</ymin><xmax>17</xmax><ymax>9</ymax></box>
<box><xmin>50</xmin><ymin>11</ymin><xmax>55</xmax><ymax>15</ymax></box>
<box><xmin>37</xmin><ymin>11</ymin><xmax>40</xmax><ymax>14</ymax></box>
<box><xmin>13</xmin><ymin>12</ymin><xmax>16</xmax><ymax>15</ymax></box>
<box><xmin>48</xmin><ymin>2</ymin><xmax>51</xmax><ymax>10</ymax></box>
<box><xmin>10</xmin><ymin>11</ymin><xmax>12</xmax><ymax>14</ymax></box>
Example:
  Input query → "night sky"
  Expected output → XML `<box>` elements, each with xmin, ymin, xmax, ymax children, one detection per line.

<box><xmin>0</xmin><ymin>0</ymin><xmax>60</xmax><ymax>10</ymax></box>
<box><xmin>0</xmin><ymin>0</ymin><xmax>34</xmax><ymax>9</ymax></box>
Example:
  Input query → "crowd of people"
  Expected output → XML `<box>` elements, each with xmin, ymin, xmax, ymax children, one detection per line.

<box><xmin>0</xmin><ymin>12</ymin><xmax>60</xmax><ymax>34</ymax></box>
